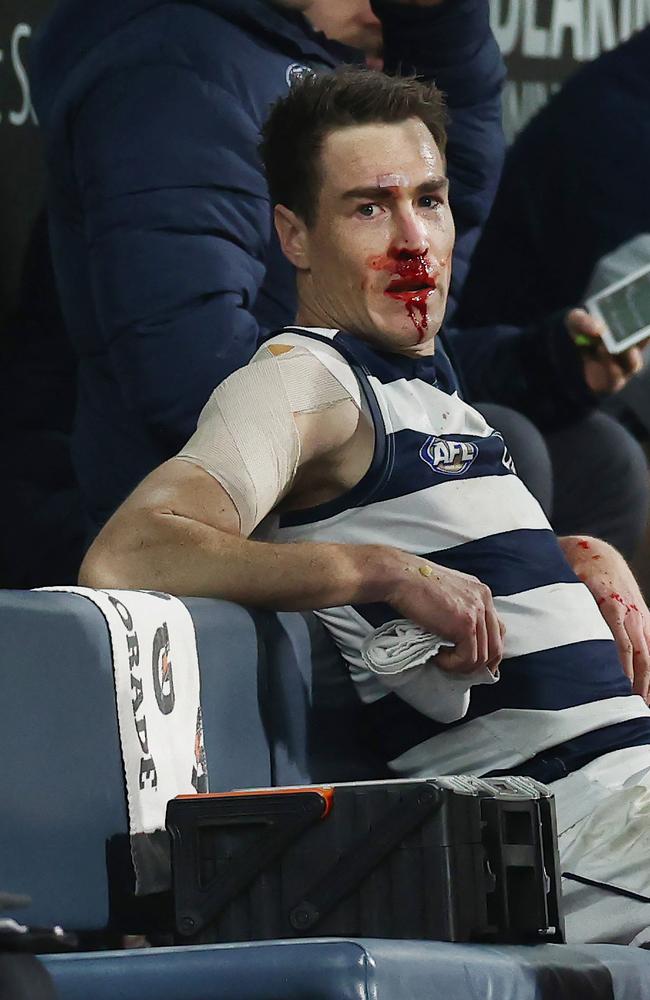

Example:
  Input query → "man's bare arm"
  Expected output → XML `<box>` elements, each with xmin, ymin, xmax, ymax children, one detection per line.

<box><xmin>80</xmin><ymin>373</ymin><xmax>504</xmax><ymax>673</ymax></box>
<box><xmin>80</xmin><ymin>453</ymin><xmax>401</xmax><ymax>607</ymax></box>
<box><xmin>80</xmin><ymin>453</ymin><xmax>502</xmax><ymax>676</ymax></box>
<box><xmin>79</xmin><ymin>392</ymin><xmax>376</xmax><ymax>603</ymax></box>
<box><xmin>559</xmin><ymin>534</ymin><xmax>650</xmax><ymax>701</ymax></box>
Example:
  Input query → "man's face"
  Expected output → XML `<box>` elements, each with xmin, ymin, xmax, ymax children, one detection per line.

<box><xmin>284</xmin><ymin>119</ymin><xmax>454</xmax><ymax>357</ymax></box>
<box><xmin>305</xmin><ymin>1</ymin><xmax>383</xmax><ymax>64</ymax></box>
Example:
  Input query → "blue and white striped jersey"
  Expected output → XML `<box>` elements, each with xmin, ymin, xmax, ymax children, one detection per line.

<box><xmin>261</xmin><ymin>327</ymin><xmax>650</xmax><ymax>781</ymax></box>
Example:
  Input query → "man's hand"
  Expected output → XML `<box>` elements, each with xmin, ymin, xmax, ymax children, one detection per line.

<box><xmin>386</xmin><ymin>556</ymin><xmax>505</xmax><ymax>675</ymax></box>
<box><xmin>567</xmin><ymin>308</ymin><xmax>646</xmax><ymax>395</ymax></box>
<box><xmin>559</xmin><ymin>535</ymin><xmax>650</xmax><ymax>701</ymax></box>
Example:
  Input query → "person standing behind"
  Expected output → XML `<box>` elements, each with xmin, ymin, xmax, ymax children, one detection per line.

<box><xmin>457</xmin><ymin>26</ymin><xmax>650</xmax><ymax>332</ymax></box>
<box><xmin>452</xmin><ymin>28</ymin><xmax>650</xmax><ymax>561</ymax></box>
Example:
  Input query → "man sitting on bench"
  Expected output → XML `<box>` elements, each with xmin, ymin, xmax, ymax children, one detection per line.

<box><xmin>81</xmin><ymin>68</ymin><xmax>650</xmax><ymax>946</ymax></box>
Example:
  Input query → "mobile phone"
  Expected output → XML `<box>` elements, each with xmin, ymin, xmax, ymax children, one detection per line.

<box><xmin>586</xmin><ymin>261</ymin><xmax>650</xmax><ymax>354</ymax></box>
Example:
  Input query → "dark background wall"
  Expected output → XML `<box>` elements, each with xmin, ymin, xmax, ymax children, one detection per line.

<box><xmin>0</xmin><ymin>0</ymin><xmax>52</xmax><ymax>325</ymax></box>
<box><xmin>1</xmin><ymin>0</ymin><xmax>650</xmax><ymax>322</ymax></box>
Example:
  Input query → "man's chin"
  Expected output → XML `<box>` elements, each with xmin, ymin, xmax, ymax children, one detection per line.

<box><xmin>371</xmin><ymin>316</ymin><xmax>442</xmax><ymax>352</ymax></box>
<box><xmin>401</xmin><ymin>335</ymin><xmax>437</xmax><ymax>357</ymax></box>
<box><xmin>348</xmin><ymin>303</ymin><xmax>444</xmax><ymax>353</ymax></box>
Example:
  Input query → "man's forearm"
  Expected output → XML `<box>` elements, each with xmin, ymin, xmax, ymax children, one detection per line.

<box><xmin>80</xmin><ymin>508</ymin><xmax>400</xmax><ymax>611</ymax></box>
<box><xmin>558</xmin><ymin>533</ymin><xmax>650</xmax><ymax>701</ymax></box>
<box><xmin>558</xmin><ymin>534</ymin><xmax>617</xmax><ymax>572</ymax></box>
<box><xmin>80</xmin><ymin>495</ymin><xmax>507</xmax><ymax>675</ymax></box>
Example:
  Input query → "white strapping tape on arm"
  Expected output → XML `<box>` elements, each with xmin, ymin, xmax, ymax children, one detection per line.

<box><xmin>176</xmin><ymin>345</ymin><xmax>358</xmax><ymax>536</ymax></box>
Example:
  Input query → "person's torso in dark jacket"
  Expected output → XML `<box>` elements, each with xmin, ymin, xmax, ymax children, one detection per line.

<box><xmin>32</xmin><ymin>0</ymin><xmax>352</xmax><ymax>530</ymax></box>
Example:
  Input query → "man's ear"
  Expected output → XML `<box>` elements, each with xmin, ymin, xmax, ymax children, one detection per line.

<box><xmin>274</xmin><ymin>204</ymin><xmax>311</xmax><ymax>270</ymax></box>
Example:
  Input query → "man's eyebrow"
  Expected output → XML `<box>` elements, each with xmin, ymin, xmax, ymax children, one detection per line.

<box><xmin>341</xmin><ymin>177</ymin><xmax>448</xmax><ymax>200</ymax></box>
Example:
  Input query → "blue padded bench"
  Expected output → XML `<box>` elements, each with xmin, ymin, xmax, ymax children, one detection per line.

<box><xmin>2</xmin><ymin>589</ymin><xmax>650</xmax><ymax>999</ymax></box>
<box><xmin>40</xmin><ymin>939</ymin><xmax>650</xmax><ymax>1000</ymax></box>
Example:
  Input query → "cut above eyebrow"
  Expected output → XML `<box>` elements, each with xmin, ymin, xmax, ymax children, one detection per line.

<box><xmin>342</xmin><ymin>177</ymin><xmax>448</xmax><ymax>201</ymax></box>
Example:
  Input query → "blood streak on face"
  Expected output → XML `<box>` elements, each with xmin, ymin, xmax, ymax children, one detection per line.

<box><xmin>368</xmin><ymin>251</ymin><xmax>439</xmax><ymax>342</ymax></box>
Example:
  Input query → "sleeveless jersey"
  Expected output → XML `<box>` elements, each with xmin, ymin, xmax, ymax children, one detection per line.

<box><xmin>260</xmin><ymin>327</ymin><xmax>650</xmax><ymax>781</ymax></box>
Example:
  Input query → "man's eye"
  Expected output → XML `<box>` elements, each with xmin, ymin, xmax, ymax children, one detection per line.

<box><xmin>358</xmin><ymin>203</ymin><xmax>381</xmax><ymax>218</ymax></box>
<box><xmin>419</xmin><ymin>195</ymin><xmax>443</xmax><ymax>210</ymax></box>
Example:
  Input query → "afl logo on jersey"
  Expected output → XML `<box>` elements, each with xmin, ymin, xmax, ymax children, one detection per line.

<box><xmin>286</xmin><ymin>63</ymin><xmax>314</xmax><ymax>88</ymax></box>
<box><xmin>420</xmin><ymin>435</ymin><xmax>479</xmax><ymax>476</ymax></box>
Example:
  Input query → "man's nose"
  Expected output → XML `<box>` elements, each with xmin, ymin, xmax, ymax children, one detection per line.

<box><xmin>392</xmin><ymin>207</ymin><xmax>429</xmax><ymax>256</ymax></box>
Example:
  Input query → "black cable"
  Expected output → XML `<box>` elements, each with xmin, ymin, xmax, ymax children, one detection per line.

<box><xmin>562</xmin><ymin>870</ymin><xmax>650</xmax><ymax>904</ymax></box>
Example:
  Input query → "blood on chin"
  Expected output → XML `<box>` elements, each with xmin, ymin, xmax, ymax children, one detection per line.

<box><xmin>367</xmin><ymin>253</ymin><xmax>441</xmax><ymax>344</ymax></box>
<box><xmin>385</xmin><ymin>287</ymin><xmax>436</xmax><ymax>344</ymax></box>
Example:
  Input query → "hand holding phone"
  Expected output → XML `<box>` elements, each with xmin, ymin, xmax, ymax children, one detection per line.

<box><xmin>566</xmin><ymin>307</ymin><xmax>645</xmax><ymax>395</ymax></box>
<box><xmin>586</xmin><ymin>261</ymin><xmax>650</xmax><ymax>355</ymax></box>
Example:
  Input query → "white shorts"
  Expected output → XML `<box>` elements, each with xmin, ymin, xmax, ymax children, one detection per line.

<box><xmin>550</xmin><ymin>744</ymin><xmax>650</xmax><ymax>944</ymax></box>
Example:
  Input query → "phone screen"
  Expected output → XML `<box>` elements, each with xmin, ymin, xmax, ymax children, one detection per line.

<box><xmin>587</xmin><ymin>262</ymin><xmax>650</xmax><ymax>353</ymax></box>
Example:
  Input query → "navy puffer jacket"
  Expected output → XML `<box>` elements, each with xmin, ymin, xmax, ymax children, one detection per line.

<box><xmin>31</xmin><ymin>0</ymin><xmax>505</xmax><ymax>530</ymax></box>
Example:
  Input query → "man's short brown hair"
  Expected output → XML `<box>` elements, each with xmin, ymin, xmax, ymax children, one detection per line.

<box><xmin>260</xmin><ymin>67</ymin><xmax>448</xmax><ymax>227</ymax></box>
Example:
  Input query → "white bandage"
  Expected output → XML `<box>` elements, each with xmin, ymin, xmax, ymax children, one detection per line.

<box><xmin>176</xmin><ymin>345</ymin><xmax>358</xmax><ymax>536</ymax></box>
<box><xmin>377</xmin><ymin>173</ymin><xmax>409</xmax><ymax>188</ymax></box>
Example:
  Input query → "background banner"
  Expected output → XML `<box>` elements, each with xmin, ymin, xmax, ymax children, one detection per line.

<box><xmin>490</xmin><ymin>0</ymin><xmax>650</xmax><ymax>139</ymax></box>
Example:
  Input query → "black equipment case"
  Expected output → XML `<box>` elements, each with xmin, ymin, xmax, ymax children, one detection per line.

<box><xmin>166</xmin><ymin>776</ymin><xmax>564</xmax><ymax>945</ymax></box>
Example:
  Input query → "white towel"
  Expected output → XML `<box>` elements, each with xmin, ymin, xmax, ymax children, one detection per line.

<box><xmin>361</xmin><ymin>619</ymin><xmax>499</xmax><ymax>724</ymax></box>
<box><xmin>38</xmin><ymin>587</ymin><xmax>207</xmax><ymax>893</ymax></box>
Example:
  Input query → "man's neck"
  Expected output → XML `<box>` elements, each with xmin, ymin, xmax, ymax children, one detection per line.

<box><xmin>294</xmin><ymin>299</ymin><xmax>337</xmax><ymax>331</ymax></box>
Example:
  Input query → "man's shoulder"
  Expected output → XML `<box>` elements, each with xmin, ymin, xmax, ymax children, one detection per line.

<box><xmin>257</xmin><ymin>328</ymin><xmax>363</xmax><ymax>408</ymax></box>
<box><xmin>261</xmin><ymin>327</ymin><xmax>342</xmax><ymax>363</ymax></box>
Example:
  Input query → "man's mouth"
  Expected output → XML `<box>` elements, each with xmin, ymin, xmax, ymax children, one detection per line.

<box><xmin>385</xmin><ymin>276</ymin><xmax>437</xmax><ymax>299</ymax></box>
<box><xmin>384</xmin><ymin>256</ymin><xmax>439</xmax><ymax>299</ymax></box>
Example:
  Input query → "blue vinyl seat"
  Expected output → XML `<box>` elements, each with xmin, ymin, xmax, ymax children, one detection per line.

<box><xmin>2</xmin><ymin>589</ymin><xmax>650</xmax><ymax>1000</ymax></box>
<box><xmin>41</xmin><ymin>938</ymin><xmax>650</xmax><ymax>1000</ymax></box>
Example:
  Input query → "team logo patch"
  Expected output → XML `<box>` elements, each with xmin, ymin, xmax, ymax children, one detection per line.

<box><xmin>420</xmin><ymin>435</ymin><xmax>479</xmax><ymax>476</ymax></box>
<box><xmin>286</xmin><ymin>63</ymin><xmax>314</xmax><ymax>88</ymax></box>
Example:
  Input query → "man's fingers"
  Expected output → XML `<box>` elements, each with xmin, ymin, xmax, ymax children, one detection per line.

<box><xmin>609</xmin><ymin>615</ymin><xmax>635</xmax><ymax>683</ymax></box>
<box><xmin>569</xmin><ymin>307</ymin><xmax>644</xmax><ymax>392</ymax></box>
<box><xmin>436</xmin><ymin>632</ymin><xmax>478</xmax><ymax>674</ymax></box>
<box><xmin>601</xmin><ymin>362</ymin><xmax>628</xmax><ymax>392</ymax></box>
<box><xmin>475</xmin><ymin>611</ymin><xmax>489</xmax><ymax>667</ymax></box>
<box><xmin>567</xmin><ymin>307</ymin><xmax>604</xmax><ymax>341</ymax></box>
<box><xmin>437</xmin><ymin>605</ymin><xmax>504</xmax><ymax>676</ymax></box>
<box><xmin>485</xmin><ymin>605</ymin><xmax>504</xmax><ymax>674</ymax></box>
<box><xmin>626</xmin><ymin>612</ymin><xmax>650</xmax><ymax>702</ymax></box>
<box><xmin>617</xmin><ymin>345</ymin><xmax>644</xmax><ymax>377</ymax></box>
<box><xmin>584</xmin><ymin>356</ymin><xmax>627</xmax><ymax>394</ymax></box>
